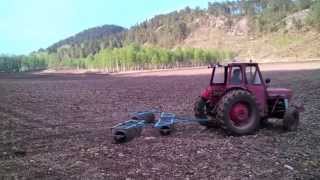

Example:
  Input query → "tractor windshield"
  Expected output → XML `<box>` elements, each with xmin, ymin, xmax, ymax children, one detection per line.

<box><xmin>230</xmin><ymin>67</ymin><xmax>243</xmax><ymax>84</ymax></box>
<box><xmin>212</xmin><ymin>67</ymin><xmax>226</xmax><ymax>84</ymax></box>
<box><xmin>245</xmin><ymin>65</ymin><xmax>262</xmax><ymax>85</ymax></box>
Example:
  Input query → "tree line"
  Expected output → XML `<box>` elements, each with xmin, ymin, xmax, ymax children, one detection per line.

<box><xmin>0</xmin><ymin>45</ymin><xmax>235</xmax><ymax>72</ymax></box>
<box><xmin>0</xmin><ymin>54</ymin><xmax>48</xmax><ymax>72</ymax></box>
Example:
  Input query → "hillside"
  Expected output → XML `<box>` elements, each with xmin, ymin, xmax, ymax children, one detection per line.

<box><xmin>46</xmin><ymin>0</ymin><xmax>320</xmax><ymax>61</ymax></box>
<box><xmin>47</xmin><ymin>25</ymin><xmax>126</xmax><ymax>58</ymax></box>
<box><xmin>181</xmin><ymin>10</ymin><xmax>320</xmax><ymax>61</ymax></box>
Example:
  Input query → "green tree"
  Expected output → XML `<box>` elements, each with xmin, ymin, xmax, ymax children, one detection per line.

<box><xmin>308</xmin><ymin>0</ymin><xmax>320</xmax><ymax>30</ymax></box>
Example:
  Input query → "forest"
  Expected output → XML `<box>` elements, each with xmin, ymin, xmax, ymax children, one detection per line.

<box><xmin>1</xmin><ymin>0</ymin><xmax>320</xmax><ymax>72</ymax></box>
<box><xmin>0</xmin><ymin>45</ymin><xmax>234</xmax><ymax>72</ymax></box>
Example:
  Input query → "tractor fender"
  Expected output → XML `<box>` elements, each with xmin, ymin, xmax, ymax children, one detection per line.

<box><xmin>224</xmin><ymin>87</ymin><xmax>248</xmax><ymax>96</ymax></box>
<box><xmin>200</xmin><ymin>86</ymin><xmax>213</xmax><ymax>100</ymax></box>
<box><xmin>201</xmin><ymin>87</ymin><xmax>250</xmax><ymax>105</ymax></box>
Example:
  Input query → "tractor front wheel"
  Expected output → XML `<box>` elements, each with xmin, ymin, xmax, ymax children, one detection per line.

<box><xmin>283</xmin><ymin>107</ymin><xmax>299</xmax><ymax>131</ymax></box>
<box><xmin>217</xmin><ymin>90</ymin><xmax>260</xmax><ymax>135</ymax></box>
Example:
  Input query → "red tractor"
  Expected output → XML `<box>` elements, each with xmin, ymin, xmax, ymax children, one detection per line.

<box><xmin>194</xmin><ymin>62</ymin><xmax>302</xmax><ymax>135</ymax></box>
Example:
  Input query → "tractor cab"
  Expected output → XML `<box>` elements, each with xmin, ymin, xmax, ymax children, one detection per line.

<box><xmin>208</xmin><ymin>62</ymin><xmax>264</xmax><ymax>88</ymax></box>
<box><xmin>208</xmin><ymin>63</ymin><xmax>292</xmax><ymax>100</ymax></box>
<box><xmin>203</xmin><ymin>63</ymin><xmax>267</xmax><ymax>113</ymax></box>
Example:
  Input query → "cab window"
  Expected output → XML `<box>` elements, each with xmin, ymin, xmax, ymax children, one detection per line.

<box><xmin>212</xmin><ymin>67</ymin><xmax>225</xmax><ymax>84</ymax></box>
<box><xmin>230</xmin><ymin>66</ymin><xmax>242</xmax><ymax>85</ymax></box>
<box><xmin>246</xmin><ymin>66</ymin><xmax>262</xmax><ymax>85</ymax></box>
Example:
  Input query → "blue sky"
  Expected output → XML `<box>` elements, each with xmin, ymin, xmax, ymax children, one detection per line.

<box><xmin>0</xmin><ymin>0</ymin><xmax>214</xmax><ymax>55</ymax></box>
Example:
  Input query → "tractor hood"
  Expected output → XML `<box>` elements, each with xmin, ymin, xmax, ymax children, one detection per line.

<box><xmin>267</xmin><ymin>88</ymin><xmax>293</xmax><ymax>99</ymax></box>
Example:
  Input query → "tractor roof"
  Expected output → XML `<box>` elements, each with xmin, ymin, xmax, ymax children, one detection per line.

<box><xmin>228</xmin><ymin>62</ymin><xmax>258</xmax><ymax>66</ymax></box>
<box><xmin>209</xmin><ymin>61</ymin><xmax>258</xmax><ymax>68</ymax></box>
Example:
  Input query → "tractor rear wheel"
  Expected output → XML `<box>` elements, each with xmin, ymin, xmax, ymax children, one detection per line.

<box><xmin>283</xmin><ymin>107</ymin><xmax>299</xmax><ymax>131</ymax></box>
<box><xmin>216</xmin><ymin>90</ymin><xmax>260</xmax><ymax>135</ymax></box>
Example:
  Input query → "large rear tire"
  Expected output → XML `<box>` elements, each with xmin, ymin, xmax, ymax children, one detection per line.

<box><xmin>216</xmin><ymin>90</ymin><xmax>260</xmax><ymax>135</ymax></box>
<box><xmin>283</xmin><ymin>107</ymin><xmax>299</xmax><ymax>131</ymax></box>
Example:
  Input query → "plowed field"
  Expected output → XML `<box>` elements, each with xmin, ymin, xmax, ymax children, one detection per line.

<box><xmin>0</xmin><ymin>62</ymin><xmax>319</xmax><ymax>179</ymax></box>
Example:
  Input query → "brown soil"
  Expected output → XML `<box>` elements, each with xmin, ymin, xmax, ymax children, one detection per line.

<box><xmin>0</xmin><ymin>62</ymin><xmax>319</xmax><ymax>179</ymax></box>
